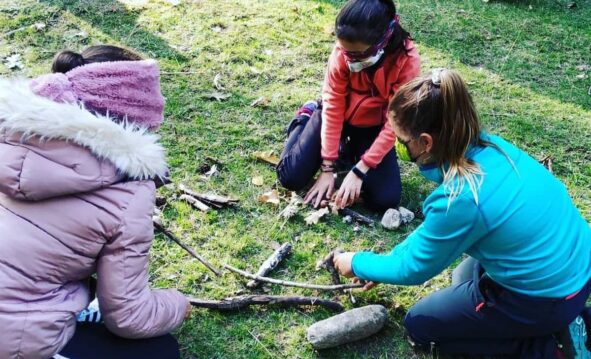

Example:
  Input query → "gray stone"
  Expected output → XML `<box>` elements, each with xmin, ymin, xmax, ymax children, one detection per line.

<box><xmin>399</xmin><ymin>206</ymin><xmax>415</xmax><ymax>224</ymax></box>
<box><xmin>306</xmin><ymin>305</ymin><xmax>388</xmax><ymax>349</ymax></box>
<box><xmin>381</xmin><ymin>208</ymin><xmax>401</xmax><ymax>230</ymax></box>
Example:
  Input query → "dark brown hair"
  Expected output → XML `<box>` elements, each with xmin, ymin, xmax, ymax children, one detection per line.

<box><xmin>51</xmin><ymin>45</ymin><xmax>143</xmax><ymax>73</ymax></box>
<box><xmin>335</xmin><ymin>0</ymin><xmax>411</xmax><ymax>56</ymax></box>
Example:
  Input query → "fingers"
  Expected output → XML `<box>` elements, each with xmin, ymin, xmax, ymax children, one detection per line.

<box><xmin>363</xmin><ymin>281</ymin><xmax>377</xmax><ymax>291</ymax></box>
<box><xmin>340</xmin><ymin>188</ymin><xmax>351</xmax><ymax>209</ymax></box>
<box><xmin>304</xmin><ymin>185</ymin><xmax>318</xmax><ymax>205</ymax></box>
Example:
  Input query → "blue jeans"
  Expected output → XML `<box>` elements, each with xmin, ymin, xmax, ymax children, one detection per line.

<box><xmin>405</xmin><ymin>257</ymin><xmax>591</xmax><ymax>358</ymax></box>
<box><xmin>276</xmin><ymin>107</ymin><xmax>402</xmax><ymax>211</ymax></box>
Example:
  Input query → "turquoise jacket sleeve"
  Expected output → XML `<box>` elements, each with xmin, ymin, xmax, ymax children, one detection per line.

<box><xmin>352</xmin><ymin>190</ymin><xmax>488</xmax><ymax>285</ymax></box>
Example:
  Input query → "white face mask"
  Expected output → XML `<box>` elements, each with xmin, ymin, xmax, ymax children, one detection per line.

<box><xmin>346</xmin><ymin>49</ymin><xmax>384</xmax><ymax>73</ymax></box>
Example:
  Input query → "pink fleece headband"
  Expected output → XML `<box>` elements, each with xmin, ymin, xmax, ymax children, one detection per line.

<box><xmin>29</xmin><ymin>59</ymin><xmax>165</xmax><ymax>129</ymax></box>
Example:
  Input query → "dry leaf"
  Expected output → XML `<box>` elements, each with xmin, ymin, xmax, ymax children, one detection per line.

<box><xmin>575</xmin><ymin>64</ymin><xmax>590</xmax><ymax>71</ymax></box>
<box><xmin>567</xmin><ymin>2</ymin><xmax>577</xmax><ymax>9</ymax></box>
<box><xmin>33</xmin><ymin>23</ymin><xmax>46</xmax><ymax>31</ymax></box>
<box><xmin>253</xmin><ymin>150</ymin><xmax>279</xmax><ymax>166</ymax></box>
<box><xmin>258</xmin><ymin>189</ymin><xmax>281</xmax><ymax>205</ymax></box>
<box><xmin>250</xmin><ymin>97</ymin><xmax>269</xmax><ymax>108</ymax></box>
<box><xmin>199</xmin><ymin>164</ymin><xmax>219</xmax><ymax>180</ymax></box>
<box><xmin>250</xmin><ymin>67</ymin><xmax>262</xmax><ymax>74</ymax></box>
<box><xmin>213</xmin><ymin>73</ymin><xmax>225</xmax><ymax>90</ymax></box>
<box><xmin>576</xmin><ymin>73</ymin><xmax>588</xmax><ymax>79</ymax></box>
<box><xmin>304</xmin><ymin>207</ymin><xmax>330</xmax><ymax>225</ymax></box>
<box><xmin>203</xmin><ymin>92</ymin><xmax>230</xmax><ymax>101</ymax></box>
<box><xmin>279</xmin><ymin>203</ymin><xmax>300</xmax><ymax>219</ymax></box>
<box><xmin>4</xmin><ymin>54</ymin><xmax>23</xmax><ymax>70</ymax></box>
<box><xmin>252</xmin><ymin>176</ymin><xmax>264</xmax><ymax>186</ymax></box>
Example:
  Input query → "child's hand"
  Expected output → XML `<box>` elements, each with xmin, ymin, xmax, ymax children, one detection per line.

<box><xmin>335</xmin><ymin>171</ymin><xmax>362</xmax><ymax>209</ymax></box>
<box><xmin>332</xmin><ymin>251</ymin><xmax>356</xmax><ymax>278</ymax></box>
<box><xmin>305</xmin><ymin>172</ymin><xmax>335</xmax><ymax>208</ymax></box>
<box><xmin>335</xmin><ymin>161</ymin><xmax>368</xmax><ymax>209</ymax></box>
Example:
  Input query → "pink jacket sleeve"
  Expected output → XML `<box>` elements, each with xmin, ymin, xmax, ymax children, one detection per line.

<box><xmin>96</xmin><ymin>182</ymin><xmax>189</xmax><ymax>339</ymax></box>
<box><xmin>361</xmin><ymin>49</ymin><xmax>421</xmax><ymax>168</ymax></box>
<box><xmin>321</xmin><ymin>46</ymin><xmax>350</xmax><ymax>161</ymax></box>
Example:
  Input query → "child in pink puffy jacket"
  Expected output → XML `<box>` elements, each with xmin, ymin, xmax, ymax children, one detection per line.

<box><xmin>0</xmin><ymin>45</ymin><xmax>191</xmax><ymax>359</ymax></box>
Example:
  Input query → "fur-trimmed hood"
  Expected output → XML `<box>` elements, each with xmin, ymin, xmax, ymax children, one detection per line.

<box><xmin>0</xmin><ymin>79</ymin><xmax>168</xmax><ymax>200</ymax></box>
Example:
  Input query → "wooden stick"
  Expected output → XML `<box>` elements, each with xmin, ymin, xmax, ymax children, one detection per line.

<box><xmin>339</xmin><ymin>208</ymin><xmax>374</xmax><ymax>225</ymax></box>
<box><xmin>180</xmin><ymin>194</ymin><xmax>211</xmax><ymax>212</ymax></box>
<box><xmin>179</xmin><ymin>184</ymin><xmax>239</xmax><ymax>205</ymax></box>
<box><xmin>188</xmin><ymin>295</ymin><xmax>343</xmax><ymax>312</ymax></box>
<box><xmin>247</xmin><ymin>243</ymin><xmax>292</xmax><ymax>288</ymax></box>
<box><xmin>153</xmin><ymin>220</ymin><xmax>221</xmax><ymax>276</ymax></box>
<box><xmin>224</xmin><ymin>264</ymin><xmax>363</xmax><ymax>291</ymax></box>
<box><xmin>316</xmin><ymin>249</ymin><xmax>344</xmax><ymax>287</ymax></box>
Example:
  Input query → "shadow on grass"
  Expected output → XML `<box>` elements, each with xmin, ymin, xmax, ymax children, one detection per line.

<box><xmin>39</xmin><ymin>0</ymin><xmax>188</xmax><ymax>62</ymax></box>
<box><xmin>309</xmin><ymin>0</ymin><xmax>590</xmax><ymax>109</ymax></box>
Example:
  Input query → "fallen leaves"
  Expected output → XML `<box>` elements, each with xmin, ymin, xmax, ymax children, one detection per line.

<box><xmin>4</xmin><ymin>54</ymin><xmax>23</xmax><ymax>70</ymax></box>
<box><xmin>203</xmin><ymin>92</ymin><xmax>231</xmax><ymax>101</ymax></box>
<box><xmin>253</xmin><ymin>150</ymin><xmax>280</xmax><ymax>166</ymax></box>
<box><xmin>213</xmin><ymin>74</ymin><xmax>225</xmax><ymax>91</ymax></box>
<box><xmin>251</xmin><ymin>176</ymin><xmax>264</xmax><ymax>186</ymax></box>
<box><xmin>258</xmin><ymin>190</ymin><xmax>281</xmax><ymax>205</ymax></box>
<box><xmin>278</xmin><ymin>192</ymin><xmax>304</xmax><ymax>219</ymax></box>
<box><xmin>304</xmin><ymin>207</ymin><xmax>329</xmax><ymax>225</ymax></box>
<box><xmin>251</xmin><ymin>97</ymin><xmax>269</xmax><ymax>108</ymax></box>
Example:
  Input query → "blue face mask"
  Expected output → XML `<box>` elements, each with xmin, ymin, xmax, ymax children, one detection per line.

<box><xmin>419</xmin><ymin>163</ymin><xmax>443</xmax><ymax>184</ymax></box>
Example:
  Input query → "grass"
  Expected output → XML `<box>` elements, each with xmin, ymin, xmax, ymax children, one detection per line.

<box><xmin>1</xmin><ymin>0</ymin><xmax>589</xmax><ymax>358</ymax></box>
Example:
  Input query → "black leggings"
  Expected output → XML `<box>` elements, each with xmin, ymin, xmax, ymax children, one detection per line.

<box><xmin>56</xmin><ymin>323</ymin><xmax>180</xmax><ymax>359</ymax></box>
<box><xmin>276</xmin><ymin>108</ymin><xmax>402</xmax><ymax>211</ymax></box>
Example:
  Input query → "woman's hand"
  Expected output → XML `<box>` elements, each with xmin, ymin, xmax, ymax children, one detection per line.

<box><xmin>334</xmin><ymin>161</ymin><xmax>369</xmax><ymax>209</ymax></box>
<box><xmin>333</xmin><ymin>251</ymin><xmax>378</xmax><ymax>291</ymax></box>
<box><xmin>305</xmin><ymin>172</ymin><xmax>335</xmax><ymax>208</ymax></box>
<box><xmin>333</xmin><ymin>251</ymin><xmax>356</xmax><ymax>277</ymax></box>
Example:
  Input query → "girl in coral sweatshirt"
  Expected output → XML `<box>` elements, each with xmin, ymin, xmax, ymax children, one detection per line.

<box><xmin>277</xmin><ymin>0</ymin><xmax>420</xmax><ymax>210</ymax></box>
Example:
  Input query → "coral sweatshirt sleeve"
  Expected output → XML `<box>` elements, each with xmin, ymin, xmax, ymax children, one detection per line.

<box><xmin>321</xmin><ymin>46</ymin><xmax>350</xmax><ymax>162</ymax></box>
<box><xmin>360</xmin><ymin>51</ymin><xmax>421</xmax><ymax>168</ymax></box>
<box><xmin>351</xmin><ymin>190</ymin><xmax>487</xmax><ymax>285</ymax></box>
<box><xmin>96</xmin><ymin>182</ymin><xmax>189</xmax><ymax>339</ymax></box>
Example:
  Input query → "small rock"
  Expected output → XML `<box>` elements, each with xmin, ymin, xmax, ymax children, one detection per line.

<box><xmin>306</xmin><ymin>305</ymin><xmax>388</xmax><ymax>349</ymax></box>
<box><xmin>399</xmin><ymin>206</ymin><xmax>415</xmax><ymax>224</ymax></box>
<box><xmin>381</xmin><ymin>208</ymin><xmax>401</xmax><ymax>230</ymax></box>
<box><xmin>342</xmin><ymin>215</ymin><xmax>352</xmax><ymax>224</ymax></box>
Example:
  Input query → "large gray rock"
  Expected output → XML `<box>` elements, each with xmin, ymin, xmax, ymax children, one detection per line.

<box><xmin>381</xmin><ymin>208</ymin><xmax>401</xmax><ymax>230</ymax></box>
<box><xmin>399</xmin><ymin>206</ymin><xmax>415</xmax><ymax>224</ymax></box>
<box><xmin>306</xmin><ymin>305</ymin><xmax>388</xmax><ymax>349</ymax></box>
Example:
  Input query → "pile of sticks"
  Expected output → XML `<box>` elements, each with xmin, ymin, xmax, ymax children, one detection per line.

<box><xmin>153</xmin><ymin>185</ymin><xmax>360</xmax><ymax>312</ymax></box>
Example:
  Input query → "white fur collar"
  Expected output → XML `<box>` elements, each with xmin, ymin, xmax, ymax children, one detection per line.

<box><xmin>0</xmin><ymin>78</ymin><xmax>167</xmax><ymax>179</ymax></box>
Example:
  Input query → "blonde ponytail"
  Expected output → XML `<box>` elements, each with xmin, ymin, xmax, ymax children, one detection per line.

<box><xmin>389</xmin><ymin>69</ymin><xmax>505</xmax><ymax>205</ymax></box>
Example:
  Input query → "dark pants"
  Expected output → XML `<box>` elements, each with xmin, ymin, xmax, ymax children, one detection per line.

<box><xmin>405</xmin><ymin>258</ymin><xmax>591</xmax><ymax>358</ymax></box>
<box><xmin>276</xmin><ymin>108</ymin><xmax>402</xmax><ymax>211</ymax></box>
<box><xmin>57</xmin><ymin>323</ymin><xmax>180</xmax><ymax>359</ymax></box>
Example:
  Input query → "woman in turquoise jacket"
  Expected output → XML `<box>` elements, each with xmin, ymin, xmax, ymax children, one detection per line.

<box><xmin>334</xmin><ymin>69</ymin><xmax>591</xmax><ymax>358</ymax></box>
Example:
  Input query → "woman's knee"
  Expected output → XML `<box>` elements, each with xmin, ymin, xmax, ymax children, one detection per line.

<box><xmin>404</xmin><ymin>307</ymin><xmax>434</xmax><ymax>347</ymax></box>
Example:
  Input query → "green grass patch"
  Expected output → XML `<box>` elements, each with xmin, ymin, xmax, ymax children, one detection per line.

<box><xmin>1</xmin><ymin>0</ymin><xmax>589</xmax><ymax>357</ymax></box>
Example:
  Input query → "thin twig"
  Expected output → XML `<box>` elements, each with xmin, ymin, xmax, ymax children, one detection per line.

<box><xmin>316</xmin><ymin>248</ymin><xmax>344</xmax><ymax>287</ymax></box>
<box><xmin>188</xmin><ymin>295</ymin><xmax>344</xmax><ymax>312</ymax></box>
<box><xmin>339</xmin><ymin>208</ymin><xmax>374</xmax><ymax>225</ymax></box>
<box><xmin>224</xmin><ymin>264</ymin><xmax>363</xmax><ymax>291</ymax></box>
<box><xmin>153</xmin><ymin>220</ymin><xmax>221</xmax><ymax>276</ymax></box>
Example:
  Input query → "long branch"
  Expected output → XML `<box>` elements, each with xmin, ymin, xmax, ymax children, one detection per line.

<box><xmin>224</xmin><ymin>264</ymin><xmax>363</xmax><ymax>291</ymax></box>
<box><xmin>153</xmin><ymin>221</ymin><xmax>222</xmax><ymax>276</ymax></box>
<box><xmin>188</xmin><ymin>295</ymin><xmax>343</xmax><ymax>312</ymax></box>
